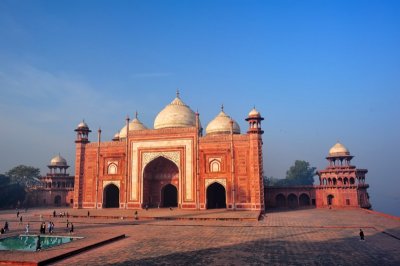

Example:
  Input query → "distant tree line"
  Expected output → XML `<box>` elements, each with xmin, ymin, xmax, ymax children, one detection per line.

<box><xmin>264</xmin><ymin>160</ymin><xmax>316</xmax><ymax>187</ymax></box>
<box><xmin>0</xmin><ymin>165</ymin><xmax>41</xmax><ymax>209</ymax></box>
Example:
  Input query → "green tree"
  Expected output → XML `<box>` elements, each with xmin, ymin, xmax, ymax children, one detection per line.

<box><xmin>0</xmin><ymin>174</ymin><xmax>26</xmax><ymax>208</ymax></box>
<box><xmin>5</xmin><ymin>165</ymin><xmax>41</xmax><ymax>187</ymax></box>
<box><xmin>285</xmin><ymin>160</ymin><xmax>316</xmax><ymax>186</ymax></box>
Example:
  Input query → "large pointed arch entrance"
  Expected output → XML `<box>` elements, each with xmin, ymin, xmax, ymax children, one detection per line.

<box><xmin>206</xmin><ymin>182</ymin><xmax>226</xmax><ymax>209</ymax></box>
<box><xmin>103</xmin><ymin>184</ymin><xmax>119</xmax><ymax>208</ymax></box>
<box><xmin>143</xmin><ymin>156</ymin><xmax>179</xmax><ymax>208</ymax></box>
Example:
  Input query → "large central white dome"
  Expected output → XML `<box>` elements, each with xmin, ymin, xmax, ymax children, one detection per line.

<box><xmin>154</xmin><ymin>93</ymin><xmax>197</xmax><ymax>129</ymax></box>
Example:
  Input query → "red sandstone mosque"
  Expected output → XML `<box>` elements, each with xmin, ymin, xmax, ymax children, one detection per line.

<box><xmin>73</xmin><ymin>92</ymin><xmax>265</xmax><ymax>210</ymax></box>
<box><xmin>32</xmin><ymin>93</ymin><xmax>371</xmax><ymax>211</ymax></box>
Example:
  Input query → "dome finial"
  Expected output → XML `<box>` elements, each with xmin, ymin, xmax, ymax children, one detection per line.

<box><xmin>176</xmin><ymin>89</ymin><xmax>180</xmax><ymax>98</ymax></box>
<box><xmin>135</xmin><ymin>111</ymin><xmax>138</xmax><ymax>119</ymax></box>
<box><xmin>221</xmin><ymin>104</ymin><xmax>224</xmax><ymax>112</ymax></box>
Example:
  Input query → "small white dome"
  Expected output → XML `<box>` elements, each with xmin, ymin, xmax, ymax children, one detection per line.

<box><xmin>248</xmin><ymin>107</ymin><xmax>260</xmax><ymax>117</ymax></box>
<box><xmin>328</xmin><ymin>142</ymin><xmax>350</xmax><ymax>156</ymax></box>
<box><xmin>154</xmin><ymin>93</ymin><xmax>197</xmax><ymax>129</ymax></box>
<box><xmin>77</xmin><ymin>120</ymin><xmax>88</xmax><ymax>129</ymax></box>
<box><xmin>206</xmin><ymin>108</ymin><xmax>240</xmax><ymax>135</ymax></box>
<box><xmin>119</xmin><ymin>117</ymin><xmax>147</xmax><ymax>139</ymax></box>
<box><xmin>50</xmin><ymin>155</ymin><xmax>68</xmax><ymax>167</ymax></box>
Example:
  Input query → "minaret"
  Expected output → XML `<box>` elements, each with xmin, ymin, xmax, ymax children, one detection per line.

<box><xmin>245</xmin><ymin>107</ymin><xmax>264</xmax><ymax>134</ymax></box>
<box><xmin>74</xmin><ymin>120</ymin><xmax>91</xmax><ymax>208</ymax></box>
<box><xmin>245</xmin><ymin>107</ymin><xmax>265</xmax><ymax>211</ymax></box>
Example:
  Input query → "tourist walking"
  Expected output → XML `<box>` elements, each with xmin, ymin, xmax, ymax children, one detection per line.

<box><xmin>69</xmin><ymin>223</ymin><xmax>74</xmax><ymax>234</ymax></box>
<box><xmin>17</xmin><ymin>211</ymin><xmax>20</xmax><ymax>218</ymax></box>
<box><xmin>4</xmin><ymin>221</ymin><xmax>9</xmax><ymax>232</ymax></box>
<box><xmin>25</xmin><ymin>223</ymin><xmax>30</xmax><ymax>234</ymax></box>
<box><xmin>19</xmin><ymin>216</ymin><xmax>23</xmax><ymax>226</ymax></box>
<box><xmin>0</xmin><ymin>227</ymin><xmax>4</xmax><ymax>234</ymax></box>
<box><xmin>48</xmin><ymin>221</ymin><xmax>52</xmax><ymax>234</ymax></box>
<box><xmin>40</xmin><ymin>222</ymin><xmax>46</xmax><ymax>234</ymax></box>
<box><xmin>359</xmin><ymin>229</ymin><xmax>365</xmax><ymax>241</ymax></box>
<box><xmin>53</xmin><ymin>210</ymin><xmax>56</xmax><ymax>217</ymax></box>
<box><xmin>36</xmin><ymin>235</ymin><xmax>41</xmax><ymax>251</ymax></box>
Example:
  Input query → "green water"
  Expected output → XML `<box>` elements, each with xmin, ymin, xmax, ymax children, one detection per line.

<box><xmin>0</xmin><ymin>235</ymin><xmax>82</xmax><ymax>251</ymax></box>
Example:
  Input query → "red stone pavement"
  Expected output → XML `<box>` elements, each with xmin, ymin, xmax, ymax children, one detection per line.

<box><xmin>0</xmin><ymin>207</ymin><xmax>399</xmax><ymax>265</ymax></box>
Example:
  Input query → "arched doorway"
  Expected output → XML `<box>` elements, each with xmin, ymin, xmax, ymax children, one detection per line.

<box><xmin>327</xmin><ymin>194</ymin><xmax>334</xmax><ymax>206</ymax></box>
<box><xmin>162</xmin><ymin>184</ymin><xmax>178</xmax><ymax>207</ymax></box>
<box><xmin>143</xmin><ymin>157</ymin><xmax>179</xmax><ymax>208</ymax></box>
<box><xmin>288</xmin><ymin>194</ymin><xmax>298</xmax><ymax>208</ymax></box>
<box><xmin>103</xmin><ymin>184</ymin><xmax>119</xmax><ymax>208</ymax></box>
<box><xmin>275</xmin><ymin>194</ymin><xmax>286</xmax><ymax>208</ymax></box>
<box><xmin>54</xmin><ymin>195</ymin><xmax>61</xmax><ymax>206</ymax></box>
<box><xmin>299</xmin><ymin>193</ymin><xmax>310</xmax><ymax>207</ymax></box>
<box><xmin>206</xmin><ymin>182</ymin><xmax>226</xmax><ymax>209</ymax></box>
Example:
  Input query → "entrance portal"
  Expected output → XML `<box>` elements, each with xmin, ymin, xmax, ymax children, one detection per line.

<box><xmin>103</xmin><ymin>184</ymin><xmax>119</xmax><ymax>208</ymax></box>
<box><xmin>162</xmin><ymin>184</ymin><xmax>178</xmax><ymax>207</ymax></box>
<box><xmin>143</xmin><ymin>157</ymin><xmax>179</xmax><ymax>208</ymax></box>
<box><xmin>206</xmin><ymin>182</ymin><xmax>226</xmax><ymax>209</ymax></box>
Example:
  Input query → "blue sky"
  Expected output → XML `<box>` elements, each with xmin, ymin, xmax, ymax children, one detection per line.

<box><xmin>0</xmin><ymin>0</ymin><xmax>399</xmax><ymax>216</ymax></box>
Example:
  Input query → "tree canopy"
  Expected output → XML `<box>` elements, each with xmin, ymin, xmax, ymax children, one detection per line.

<box><xmin>0</xmin><ymin>174</ymin><xmax>26</xmax><ymax>208</ymax></box>
<box><xmin>264</xmin><ymin>160</ymin><xmax>316</xmax><ymax>187</ymax></box>
<box><xmin>285</xmin><ymin>160</ymin><xmax>316</xmax><ymax>186</ymax></box>
<box><xmin>5</xmin><ymin>165</ymin><xmax>41</xmax><ymax>187</ymax></box>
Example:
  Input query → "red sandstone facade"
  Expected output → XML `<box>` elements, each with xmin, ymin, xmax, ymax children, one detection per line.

<box><xmin>73</xmin><ymin>94</ymin><xmax>265</xmax><ymax>210</ymax></box>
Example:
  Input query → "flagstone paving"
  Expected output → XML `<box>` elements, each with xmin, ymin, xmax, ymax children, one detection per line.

<box><xmin>0</xmin><ymin>208</ymin><xmax>399</xmax><ymax>265</ymax></box>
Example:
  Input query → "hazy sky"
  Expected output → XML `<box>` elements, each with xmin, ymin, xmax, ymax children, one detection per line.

<box><xmin>0</xmin><ymin>0</ymin><xmax>399</xmax><ymax>216</ymax></box>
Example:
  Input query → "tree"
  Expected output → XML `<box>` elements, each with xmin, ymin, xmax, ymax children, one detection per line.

<box><xmin>0</xmin><ymin>174</ymin><xmax>26</xmax><ymax>208</ymax></box>
<box><xmin>5</xmin><ymin>165</ymin><xmax>41</xmax><ymax>187</ymax></box>
<box><xmin>285</xmin><ymin>160</ymin><xmax>316</xmax><ymax>186</ymax></box>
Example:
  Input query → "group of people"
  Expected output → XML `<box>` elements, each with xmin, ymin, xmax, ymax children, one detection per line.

<box><xmin>39</xmin><ymin>221</ymin><xmax>56</xmax><ymax>234</ymax></box>
<box><xmin>53</xmin><ymin>210</ymin><xmax>69</xmax><ymax>218</ymax></box>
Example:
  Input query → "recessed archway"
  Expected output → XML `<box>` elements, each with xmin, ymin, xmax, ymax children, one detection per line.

<box><xmin>162</xmin><ymin>184</ymin><xmax>178</xmax><ymax>207</ymax></box>
<box><xmin>275</xmin><ymin>194</ymin><xmax>286</xmax><ymax>208</ymax></box>
<box><xmin>206</xmin><ymin>182</ymin><xmax>226</xmax><ymax>209</ymax></box>
<box><xmin>299</xmin><ymin>193</ymin><xmax>310</xmax><ymax>207</ymax></box>
<box><xmin>327</xmin><ymin>194</ymin><xmax>334</xmax><ymax>206</ymax></box>
<box><xmin>143</xmin><ymin>156</ymin><xmax>179</xmax><ymax>208</ymax></box>
<box><xmin>54</xmin><ymin>195</ymin><xmax>61</xmax><ymax>206</ymax></box>
<box><xmin>103</xmin><ymin>184</ymin><xmax>120</xmax><ymax>208</ymax></box>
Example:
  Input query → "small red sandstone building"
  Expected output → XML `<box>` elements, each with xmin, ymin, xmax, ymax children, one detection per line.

<box><xmin>73</xmin><ymin>93</ymin><xmax>265</xmax><ymax>210</ymax></box>
<box><xmin>315</xmin><ymin>142</ymin><xmax>371</xmax><ymax>208</ymax></box>
<box><xmin>27</xmin><ymin>155</ymin><xmax>74</xmax><ymax>207</ymax></box>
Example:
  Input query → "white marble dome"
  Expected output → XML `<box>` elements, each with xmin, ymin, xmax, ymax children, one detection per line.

<box><xmin>50</xmin><ymin>155</ymin><xmax>68</xmax><ymax>167</ymax></box>
<box><xmin>154</xmin><ymin>93</ymin><xmax>197</xmax><ymax>129</ymax></box>
<box><xmin>119</xmin><ymin>116</ymin><xmax>147</xmax><ymax>139</ymax></box>
<box><xmin>77</xmin><ymin>120</ymin><xmax>88</xmax><ymax>129</ymax></box>
<box><xmin>248</xmin><ymin>107</ymin><xmax>260</xmax><ymax>117</ymax></box>
<box><xmin>328</xmin><ymin>142</ymin><xmax>350</xmax><ymax>156</ymax></box>
<box><xmin>206</xmin><ymin>108</ymin><xmax>240</xmax><ymax>135</ymax></box>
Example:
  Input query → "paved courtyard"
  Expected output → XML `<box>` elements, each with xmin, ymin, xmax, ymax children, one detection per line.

<box><xmin>0</xmin><ymin>208</ymin><xmax>399</xmax><ymax>265</ymax></box>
